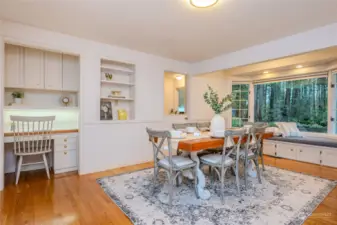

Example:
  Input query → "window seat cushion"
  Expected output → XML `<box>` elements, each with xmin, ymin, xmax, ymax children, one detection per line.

<box><xmin>268</xmin><ymin>136</ymin><xmax>337</xmax><ymax>148</ymax></box>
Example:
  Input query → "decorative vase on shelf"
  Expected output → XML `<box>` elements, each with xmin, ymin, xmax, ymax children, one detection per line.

<box><xmin>12</xmin><ymin>91</ymin><xmax>24</xmax><ymax>105</ymax></box>
<box><xmin>14</xmin><ymin>98</ymin><xmax>22</xmax><ymax>104</ymax></box>
<box><xmin>203</xmin><ymin>85</ymin><xmax>232</xmax><ymax>136</ymax></box>
<box><xmin>118</xmin><ymin>109</ymin><xmax>128</xmax><ymax>120</ymax></box>
<box><xmin>210</xmin><ymin>114</ymin><xmax>225</xmax><ymax>136</ymax></box>
<box><xmin>105</xmin><ymin>73</ymin><xmax>113</xmax><ymax>81</ymax></box>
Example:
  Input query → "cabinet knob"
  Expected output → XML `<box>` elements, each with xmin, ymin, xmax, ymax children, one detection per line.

<box><xmin>290</xmin><ymin>149</ymin><xmax>293</xmax><ymax>151</ymax></box>
<box><xmin>300</xmin><ymin>150</ymin><xmax>303</xmax><ymax>152</ymax></box>
<box><xmin>64</xmin><ymin>145</ymin><xmax>67</xmax><ymax>148</ymax></box>
<box><xmin>64</xmin><ymin>151</ymin><xmax>67</xmax><ymax>155</ymax></box>
<box><xmin>64</xmin><ymin>139</ymin><xmax>67</xmax><ymax>142</ymax></box>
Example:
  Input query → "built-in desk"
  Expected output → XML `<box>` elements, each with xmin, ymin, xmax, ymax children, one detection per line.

<box><xmin>4</xmin><ymin>129</ymin><xmax>79</xmax><ymax>174</ymax></box>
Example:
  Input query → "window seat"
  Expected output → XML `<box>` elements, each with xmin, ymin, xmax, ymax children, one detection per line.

<box><xmin>268</xmin><ymin>136</ymin><xmax>337</xmax><ymax>149</ymax></box>
<box><xmin>264</xmin><ymin>137</ymin><xmax>337</xmax><ymax>168</ymax></box>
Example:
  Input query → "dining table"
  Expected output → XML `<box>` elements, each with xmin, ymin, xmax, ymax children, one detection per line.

<box><xmin>169</xmin><ymin>131</ymin><xmax>274</xmax><ymax>200</ymax></box>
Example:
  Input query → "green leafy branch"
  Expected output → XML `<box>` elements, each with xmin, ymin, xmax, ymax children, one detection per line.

<box><xmin>203</xmin><ymin>85</ymin><xmax>232</xmax><ymax>114</ymax></box>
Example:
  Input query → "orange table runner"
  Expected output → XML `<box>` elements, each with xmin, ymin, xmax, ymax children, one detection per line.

<box><xmin>177</xmin><ymin>132</ymin><xmax>274</xmax><ymax>152</ymax></box>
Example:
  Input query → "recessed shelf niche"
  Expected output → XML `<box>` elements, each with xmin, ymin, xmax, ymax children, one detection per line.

<box><xmin>100</xmin><ymin>59</ymin><xmax>135</xmax><ymax>121</ymax></box>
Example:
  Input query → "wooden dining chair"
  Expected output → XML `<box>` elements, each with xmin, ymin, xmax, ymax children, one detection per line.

<box><xmin>242</xmin><ymin>127</ymin><xmax>266</xmax><ymax>189</ymax></box>
<box><xmin>10</xmin><ymin>116</ymin><xmax>55</xmax><ymax>185</ymax></box>
<box><xmin>196</xmin><ymin>122</ymin><xmax>210</xmax><ymax>131</ymax></box>
<box><xmin>146</xmin><ymin>127</ymin><xmax>199</xmax><ymax>205</ymax></box>
<box><xmin>200</xmin><ymin>129</ymin><xmax>246</xmax><ymax>204</ymax></box>
<box><xmin>243</xmin><ymin>122</ymin><xmax>267</xmax><ymax>128</ymax></box>
<box><xmin>249</xmin><ymin>126</ymin><xmax>267</xmax><ymax>171</ymax></box>
<box><xmin>172</xmin><ymin>123</ymin><xmax>197</xmax><ymax>130</ymax></box>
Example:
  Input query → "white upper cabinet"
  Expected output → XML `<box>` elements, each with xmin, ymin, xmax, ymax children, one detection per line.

<box><xmin>44</xmin><ymin>51</ymin><xmax>62</xmax><ymax>90</ymax></box>
<box><xmin>62</xmin><ymin>54</ymin><xmax>80</xmax><ymax>91</ymax></box>
<box><xmin>24</xmin><ymin>47</ymin><xmax>44</xmax><ymax>89</ymax></box>
<box><xmin>5</xmin><ymin>45</ymin><xmax>79</xmax><ymax>92</ymax></box>
<box><xmin>5</xmin><ymin>45</ymin><xmax>24</xmax><ymax>88</ymax></box>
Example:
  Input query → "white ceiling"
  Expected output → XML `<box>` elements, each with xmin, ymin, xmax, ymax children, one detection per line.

<box><xmin>222</xmin><ymin>47</ymin><xmax>337</xmax><ymax>77</ymax></box>
<box><xmin>1</xmin><ymin>0</ymin><xmax>337</xmax><ymax>62</ymax></box>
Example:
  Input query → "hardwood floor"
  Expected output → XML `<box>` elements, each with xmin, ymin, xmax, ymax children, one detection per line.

<box><xmin>1</xmin><ymin>157</ymin><xmax>336</xmax><ymax>225</ymax></box>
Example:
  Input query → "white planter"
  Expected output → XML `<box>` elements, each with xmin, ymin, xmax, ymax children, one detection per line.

<box><xmin>14</xmin><ymin>98</ymin><xmax>22</xmax><ymax>104</ymax></box>
<box><xmin>210</xmin><ymin>114</ymin><xmax>225</xmax><ymax>136</ymax></box>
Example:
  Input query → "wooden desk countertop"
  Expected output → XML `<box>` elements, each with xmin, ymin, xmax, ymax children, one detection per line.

<box><xmin>4</xmin><ymin>129</ymin><xmax>79</xmax><ymax>137</ymax></box>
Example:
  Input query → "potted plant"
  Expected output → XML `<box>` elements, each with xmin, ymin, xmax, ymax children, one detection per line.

<box><xmin>105</xmin><ymin>73</ymin><xmax>113</xmax><ymax>81</ymax></box>
<box><xmin>203</xmin><ymin>85</ymin><xmax>232</xmax><ymax>135</ymax></box>
<box><xmin>12</xmin><ymin>91</ymin><xmax>24</xmax><ymax>104</ymax></box>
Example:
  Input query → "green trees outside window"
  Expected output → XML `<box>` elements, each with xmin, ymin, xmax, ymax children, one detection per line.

<box><xmin>254</xmin><ymin>77</ymin><xmax>328</xmax><ymax>133</ymax></box>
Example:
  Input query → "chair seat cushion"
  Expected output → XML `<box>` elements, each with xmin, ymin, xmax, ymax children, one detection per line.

<box><xmin>200</xmin><ymin>154</ymin><xmax>234</xmax><ymax>166</ymax></box>
<box><xmin>158</xmin><ymin>156</ymin><xmax>195</xmax><ymax>170</ymax></box>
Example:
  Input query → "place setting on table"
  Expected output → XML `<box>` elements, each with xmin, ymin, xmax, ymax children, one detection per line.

<box><xmin>97</xmin><ymin>86</ymin><xmax>337</xmax><ymax>225</ymax></box>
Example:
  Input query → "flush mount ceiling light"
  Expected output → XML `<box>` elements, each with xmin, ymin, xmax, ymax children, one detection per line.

<box><xmin>190</xmin><ymin>0</ymin><xmax>219</xmax><ymax>8</ymax></box>
<box><xmin>263</xmin><ymin>71</ymin><xmax>269</xmax><ymax>74</ymax></box>
<box><xmin>296</xmin><ymin>65</ymin><xmax>303</xmax><ymax>69</ymax></box>
<box><xmin>176</xmin><ymin>76</ymin><xmax>183</xmax><ymax>80</ymax></box>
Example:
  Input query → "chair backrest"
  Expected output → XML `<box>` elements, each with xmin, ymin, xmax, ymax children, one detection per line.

<box><xmin>243</xmin><ymin>121</ymin><xmax>267</xmax><ymax>128</ymax></box>
<box><xmin>247</xmin><ymin>126</ymin><xmax>267</xmax><ymax>151</ymax></box>
<box><xmin>223</xmin><ymin>129</ymin><xmax>246</xmax><ymax>164</ymax></box>
<box><xmin>253</xmin><ymin>122</ymin><xmax>268</xmax><ymax>128</ymax></box>
<box><xmin>196</xmin><ymin>122</ymin><xmax>210</xmax><ymax>131</ymax></box>
<box><xmin>243</xmin><ymin>121</ymin><xmax>254</xmax><ymax>126</ymax></box>
<box><xmin>146</xmin><ymin>127</ymin><xmax>174</xmax><ymax>171</ymax></box>
<box><xmin>172</xmin><ymin>123</ymin><xmax>197</xmax><ymax>130</ymax></box>
<box><xmin>10</xmin><ymin>116</ymin><xmax>55</xmax><ymax>155</ymax></box>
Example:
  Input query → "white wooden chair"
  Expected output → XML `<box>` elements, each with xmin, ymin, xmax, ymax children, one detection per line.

<box><xmin>10</xmin><ymin>116</ymin><xmax>55</xmax><ymax>184</ymax></box>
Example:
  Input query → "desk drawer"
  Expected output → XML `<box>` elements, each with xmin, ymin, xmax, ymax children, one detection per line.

<box><xmin>54</xmin><ymin>142</ymin><xmax>77</xmax><ymax>151</ymax></box>
<box><xmin>54</xmin><ymin>149</ymin><xmax>77</xmax><ymax>171</ymax></box>
<box><xmin>54</xmin><ymin>136</ymin><xmax>77</xmax><ymax>146</ymax></box>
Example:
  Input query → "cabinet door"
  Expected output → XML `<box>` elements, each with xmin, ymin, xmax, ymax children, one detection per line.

<box><xmin>5</xmin><ymin>45</ymin><xmax>24</xmax><ymax>88</ymax></box>
<box><xmin>276</xmin><ymin>143</ymin><xmax>297</xmax><ymax>160</ymax></box>
<box><xmin>62</xmin><ymin>54</ymin><xmax>79</xmax><ymax>91</ymax></box>
<box><xmin>44</xmin><ymin>51</ymin><xmax>62</xmax><ymax>90</ymax></box>
<box><xmin>297</xmin><ymin>146</ymin><xmax>321</xmax><ymax>164</ymax></box>
<box><xmin>54</xmin><ymin>149</ymin><xmax>77</xmax><ymax>172</ymax></box>
<box><xmin>321</xmin><ymin>149</ymin><xmax>337</xmax><ymax>168</ymax></box>
<box><xmin>24</xmin><ymin>48</ymin><xmax>44</xmax><ymax>89</ymax></box>
<box><xmin>263</xmin><ymin>141</ymin><xmax>276</xmax><ymax>156</ymax></box>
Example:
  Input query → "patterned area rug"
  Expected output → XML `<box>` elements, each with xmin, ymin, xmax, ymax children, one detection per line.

<box><xmin>97</xmin><ymin>166</ymin><xmax>336</xmax><ymax>225</ymax></box>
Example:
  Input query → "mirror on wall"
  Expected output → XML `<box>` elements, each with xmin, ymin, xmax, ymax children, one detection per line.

<box><xmin>164</xmin><ymin>72</ymin><xmax>186</xmax><ymax>115</ymax></box>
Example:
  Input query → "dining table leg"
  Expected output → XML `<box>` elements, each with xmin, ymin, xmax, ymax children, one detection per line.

<box><xmin>190</xmin><ymin>152</ymin><xmax>211</xmax><ymax>200</ymax></box>
<box><xmin>176</xmin><ymin>151</ymin><xmax>194</xmax><ymax>185</ymax></box>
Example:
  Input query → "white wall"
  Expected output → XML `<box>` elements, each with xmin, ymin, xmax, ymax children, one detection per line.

<box><xmin>193</xmin><ymin>23</ymin><xmax>337</xmax><ymax>75</ymax></box>
<box><xmin>4</xmin><ymin>89</ymin><xmax>78</xmax><ymax>108</ymax></box>
<box><xmin>164</xmin><ymin>74</ymin><xmax>175</xmax><ymax>114</ymax></box>
<box><xmin>0</xmin><ymin>20</ymin><xmax>192</xmax><ymax>185</ymax></box>
<box><xmin>3</xmin><ymin>108</ymin><xmax>79</xmax><ymax>132</ymax></box>
<box><xmin>187</xmin><ymin>71</ymin><xmax>232</xmax><ymax>125</ymax></box>
<box><xmin>0</xmin><ymin>35</ymin><xmax>4</xmax><ymax>190</ymax></box>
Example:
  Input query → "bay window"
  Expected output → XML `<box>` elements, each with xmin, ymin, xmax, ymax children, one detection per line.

<box><xmin>254</xmin><ymin>77</ymin><xmax>328</xmax><ymax>133</ymax></box>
